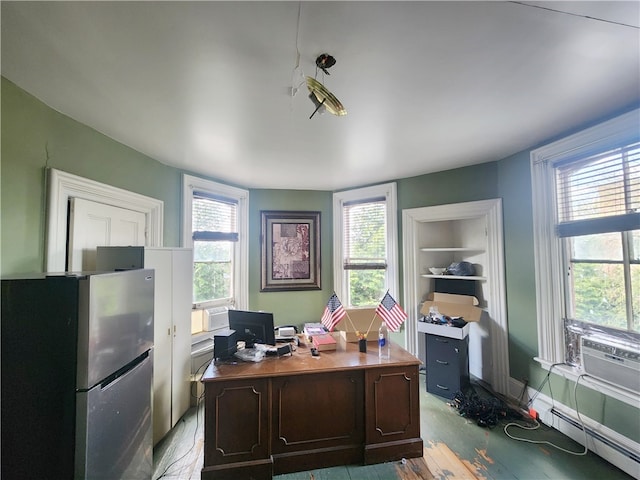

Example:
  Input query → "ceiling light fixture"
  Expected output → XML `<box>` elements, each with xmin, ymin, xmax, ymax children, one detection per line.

<box><xmin>307</xmin><ymin>76</ymin><xmax>347</xmax><ymax>119</ymax></box>
<box><xmin>307</xmin><ymin>54</ymin><xmax>347</xmax><ymax>119</ymax></box>
<box><xmin>316</xmin><ymin>53</ymin><xmax>336</xmax><ymax>75</ymax></box>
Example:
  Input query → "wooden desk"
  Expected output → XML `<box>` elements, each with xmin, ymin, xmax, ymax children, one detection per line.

<box><xmin>200</xmin><ymin>338</ymin><xmax>423</xmax><ymax>479</ymax></box>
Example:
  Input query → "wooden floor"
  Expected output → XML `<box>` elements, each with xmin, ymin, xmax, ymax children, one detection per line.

<box><xmin>152</xmin><ymin>374</ymin><xmax>633</xmax><ymax>480</ymax></box>
<box><xmin>152</xmin><ymin>399</ymin><xmax>205</xmax><ymax>480</ymax></box>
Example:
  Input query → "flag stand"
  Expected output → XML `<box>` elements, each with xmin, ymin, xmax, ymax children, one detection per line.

<box><xmin>363</xmin><ymin>312</ymin><xmax>379</xmax><ymax>339</ymax></box>
<box><xmin>342</xmin><ymin>310</ymin><xmax>358</xmax><ymax>334</ymax></box>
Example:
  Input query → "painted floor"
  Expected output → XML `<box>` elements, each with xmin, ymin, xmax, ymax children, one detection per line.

<box><xmin>415</xmin><ymin>375</ymin><xmax>633</xmax><ymax>480</ymax></box>
<box><xmin>153</xmin><ymin>373</ymin><xmax>635</xmax><ymax>480</ymax></box>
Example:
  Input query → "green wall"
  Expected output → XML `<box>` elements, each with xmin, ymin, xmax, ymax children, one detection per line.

<box><xmin>497</xmin><ymin>150</ymin><xmax>538</xmax><ymax>381</ymax></box>
<box><xmin>2</xmin><ymin>76</ymin><xmax>638</xmax><ymax>442</ymax></box>
<box><xmin>1</xmin><ymin>77</ymin><xmax>183</xmax><ymax>275</ymax></box>
<box><xmin>247</xmin><ymin>189</ymin><xmax>333</xmax><ymax>326</ymax></box>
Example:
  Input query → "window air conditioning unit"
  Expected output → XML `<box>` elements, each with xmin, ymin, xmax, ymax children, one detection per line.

<box><xmin>580</xmin><ymin>335</ymin><xmax>640</xmax><ymax>393</ymax></box>
<box><xmin>207</xmin><ymin>306</ymin><xmax>229</xmax><ymax>332</ymax></box>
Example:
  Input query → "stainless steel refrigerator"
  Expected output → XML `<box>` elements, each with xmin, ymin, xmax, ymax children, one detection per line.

<box><xmin>1</xmin><ymin>269</ymin><xmax>154</xmax><ymax>479</ymax></box>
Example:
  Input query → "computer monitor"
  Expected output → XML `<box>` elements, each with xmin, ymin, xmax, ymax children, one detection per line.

<box><xmin>228</xmin><ymin>310</ymin><xmax>276</xmax><ymax>347</ymax></box>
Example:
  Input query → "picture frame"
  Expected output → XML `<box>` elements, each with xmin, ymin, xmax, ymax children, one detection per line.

<box><xmin>260</xmin><ymin>210</ymin><xmax>321</xmax><ymax>292</ymax></box>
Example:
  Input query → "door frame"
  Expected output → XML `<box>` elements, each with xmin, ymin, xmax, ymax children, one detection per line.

<box><xmin>402</xmin><ymin>198</ymin><xmax>509</xmax><ymax>395</ymax></box>
<box><xmin>46</xmin><ymin>168</ymin><xmax>164</xmax><ymax>271</ymax></box>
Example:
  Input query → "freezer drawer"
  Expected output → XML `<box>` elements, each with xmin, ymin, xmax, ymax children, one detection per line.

<box><xmin>76</xmin><ymin>351</ymin><xmax>153</xmax><ymax>480</ymax></box>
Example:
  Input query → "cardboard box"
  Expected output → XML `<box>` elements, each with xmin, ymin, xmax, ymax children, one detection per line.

<box><xmin>335</xmin><ymin>307</ymin><xmax>383</xmax><ymax>343</ymax></box>
<box><xmin>417</xmin><ymin>320</ymin><xmax>470</xmax><ymax>340</ymax></box>
<box><xmin>420</xmin><ymin>292</ymin><xmax>482</xmax><ymax>322</ymax></box>
<box><xmin>418</xmin><ymin>292</ymin><xmax>482</xmax><ymax>340</ymax></box>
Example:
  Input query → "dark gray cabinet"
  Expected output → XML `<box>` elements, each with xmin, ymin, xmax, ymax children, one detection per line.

<box><xmin>425</xmin><ymin>333</ymin><xmax>469</xmax><ymax>399</ymax></box>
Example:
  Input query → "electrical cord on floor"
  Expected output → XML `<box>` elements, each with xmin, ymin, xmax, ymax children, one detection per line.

<box><xmin>449</xmin><ymin>385</ymin><xmax>522</xmax><ymax>428</ymax></box>
<box><xmin>155</xmin><ymin>358</ymin><xmax>210</xmax><ymax>480</ymax></box>
<box><xmin>526</xmin><ymin>362</ymin><xmax>565</xmax><ymax>408</ymax></box>
<box><xmin>191</xmin><ymin>356</ymin><xmax>213</xmax><ymax>400</ymax></box>
<box><xmin>503</xmin><ymin>366</ymin><xmax>589</xmax><ymax>456</ymax></box>
<box><xmin>154</xmin><ymin>396</ymin><xmax>204</xmax><ymax>480</ymax></box>
<box><xmin>517</xmin><ymin>378</ymin><xmax>529</xmax><ymax>407</ymax></box>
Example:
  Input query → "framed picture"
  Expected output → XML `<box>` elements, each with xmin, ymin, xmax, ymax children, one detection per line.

<box><xmin>261</xmin><ymin>210</ymin><xmax>321</xmax><ymax>292</ymax></box>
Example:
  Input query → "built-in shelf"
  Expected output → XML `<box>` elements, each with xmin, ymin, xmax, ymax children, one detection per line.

<box><xmin>403</xmin><ymin>198</ymin><xmax>509</xmax><ymax>396</ymax></box>
<box><xmin>420</xmin><ymin>274</ymin><xmax>486</xmax><ymax>281</ymax></box>
<box><xmin>420</xmin><ymin>247</ymin><xmax>485</xmax><ymax>280</ymax></box>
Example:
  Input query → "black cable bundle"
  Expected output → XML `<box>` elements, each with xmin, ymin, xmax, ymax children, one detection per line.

<box><xmin>449</xmin><ymin>389</ymin><xmax>520</xmax><ymax>428</ymax></box>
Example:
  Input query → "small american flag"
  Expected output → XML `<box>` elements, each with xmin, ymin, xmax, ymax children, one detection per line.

<box><xmin>321</xmin><ymin>293</ymin><xmax>346</xmax><ymax>331</ymax></box>
<box><xmin>375</xmin><ymin>291</ymin><xmax>407</xmax><ymax>332</ymax></box>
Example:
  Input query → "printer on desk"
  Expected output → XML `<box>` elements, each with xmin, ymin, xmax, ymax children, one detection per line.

<box><xmin>275</xmin><ymin>325</ymin><xmax>298</xmax><ymax>342</ymax></box>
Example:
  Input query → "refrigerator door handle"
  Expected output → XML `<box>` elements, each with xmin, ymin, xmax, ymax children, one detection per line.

<box><xmin>99</xmin><ymin>350</ymin><xmax>150</xmax><ymax>390</ymax></box>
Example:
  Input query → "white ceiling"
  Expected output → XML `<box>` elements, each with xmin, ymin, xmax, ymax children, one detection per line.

<box><xmin>2</xmin><ymin>1</ymin><xmax>639</xmax><ymax>190</ymax></box>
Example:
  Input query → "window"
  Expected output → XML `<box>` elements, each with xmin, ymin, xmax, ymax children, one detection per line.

<box><xmin>556</xmin><ymin>144</ymin><xmax>640</xmax><ymax>333</ymax></box>
<box><xmin>531</xmin><ymin>109</ymin><xmax>640</xmax><ymax>380</ymax></box>
<box><xmin>182</xmin><ymin>175</ymin><xmax>248</xmax><ymax>334</ymax></box>
<box><xmin>333</xmin><ymin>183</ymin><xmax>398</xmax><ymax>307</ymax></box>
<box><xmin>192</xmin><ymin>193</ymin><xmax>237</xmax><ymax>304</ymax></box>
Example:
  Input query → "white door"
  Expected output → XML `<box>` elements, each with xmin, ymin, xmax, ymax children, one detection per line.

<box><xmin>144</xmin><ymin>249</ymin><xmax>174</xmax><ymax>445</ymax></box>
<box><xmin>170</xmin><ymin>249</ymin><xmax>193</xmax><ymax>428</ymax></box>
<box><xmin>145</xmin><ymin>248</ymin><xmax>193</xmax><ymax>446</ymax></box>
<box><xmin>67</xmin><ymin>197</ymin><xmax>146</xmax><ymax>271</ymax></box>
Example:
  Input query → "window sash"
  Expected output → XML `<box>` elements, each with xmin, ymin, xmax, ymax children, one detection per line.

<box><xmin>343</xmin><ymin>197</ymin><xmax>387</xmax><ymax>270</ymax></box>
<box><xmin>191</xmin><ymin>193</ymin><xmax>238</xmax><ymax>306</ymax></box>
<box><xmin>182</xmin><ymin>174</ymin><xmax>249</xmax><ymax>315</ymax></box>
<box><xmin>333</xmin><ymin>183</ymin><xmax>398</xmax><ymax>309</ymax></box>
<box><xmin>564</xmin><ymin>231</ymin><xmax>638</xmax><ymax>332</ymax></box>
<box><xmin>192</xmin><ymin>192</ymin><xmax>238</xmax><ymax>236</ymax></box>
<box><xmin>555</xmin><ymin>142</ymin><xmax>640</xmax><ymax>332</ymax></box>
<box><xmin>193</xmin><ymin>231</ymin><xmax>239</xmax><ymax>242</ymax></box>
<box><xmin>555</xmin><ymin>143</ymin><xmax>640</xmax><ymax>237</ymax></box>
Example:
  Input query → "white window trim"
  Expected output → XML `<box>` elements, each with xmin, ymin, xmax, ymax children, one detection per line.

<box><xmin>46</xmin><ymin>168</ymin><xmax>163</xmax><ymax>271</ymax></box>
<box><xmin>530</xmin><ymin>108</ymin><xmax>640</xmax><ymax>408</ymax></box>
<box><xmin>182</xmin><ymin>174</ymin><xmax>248</xmax><ymax>311</ymax></box>
<box><xmin>332</xmin><ymin>182</ymin><xmax>398</xmax><ymax>306</ymax></box>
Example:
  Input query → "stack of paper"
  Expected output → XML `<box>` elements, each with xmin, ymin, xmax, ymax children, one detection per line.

<box><xmin>303</xmin><ymin>323</ymin><xmax>328</xmax><ymax>342</ymax></box>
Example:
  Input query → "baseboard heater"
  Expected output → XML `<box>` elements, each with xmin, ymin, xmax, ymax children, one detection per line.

<box><xmin>550</xmin><ymin>408</ymin><xmax>640</xmax><ymax>465</ymax></box>
<box><xmin>530</xmin><ymin>389</ymin><xmax>640</xmax><ymax>478</ymax></box>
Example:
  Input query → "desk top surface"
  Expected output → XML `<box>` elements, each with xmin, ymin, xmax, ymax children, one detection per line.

<box><xmin>201</xmin><ymin>336</ymin><xmax>421</xmax><ymax>382</ymax></box>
